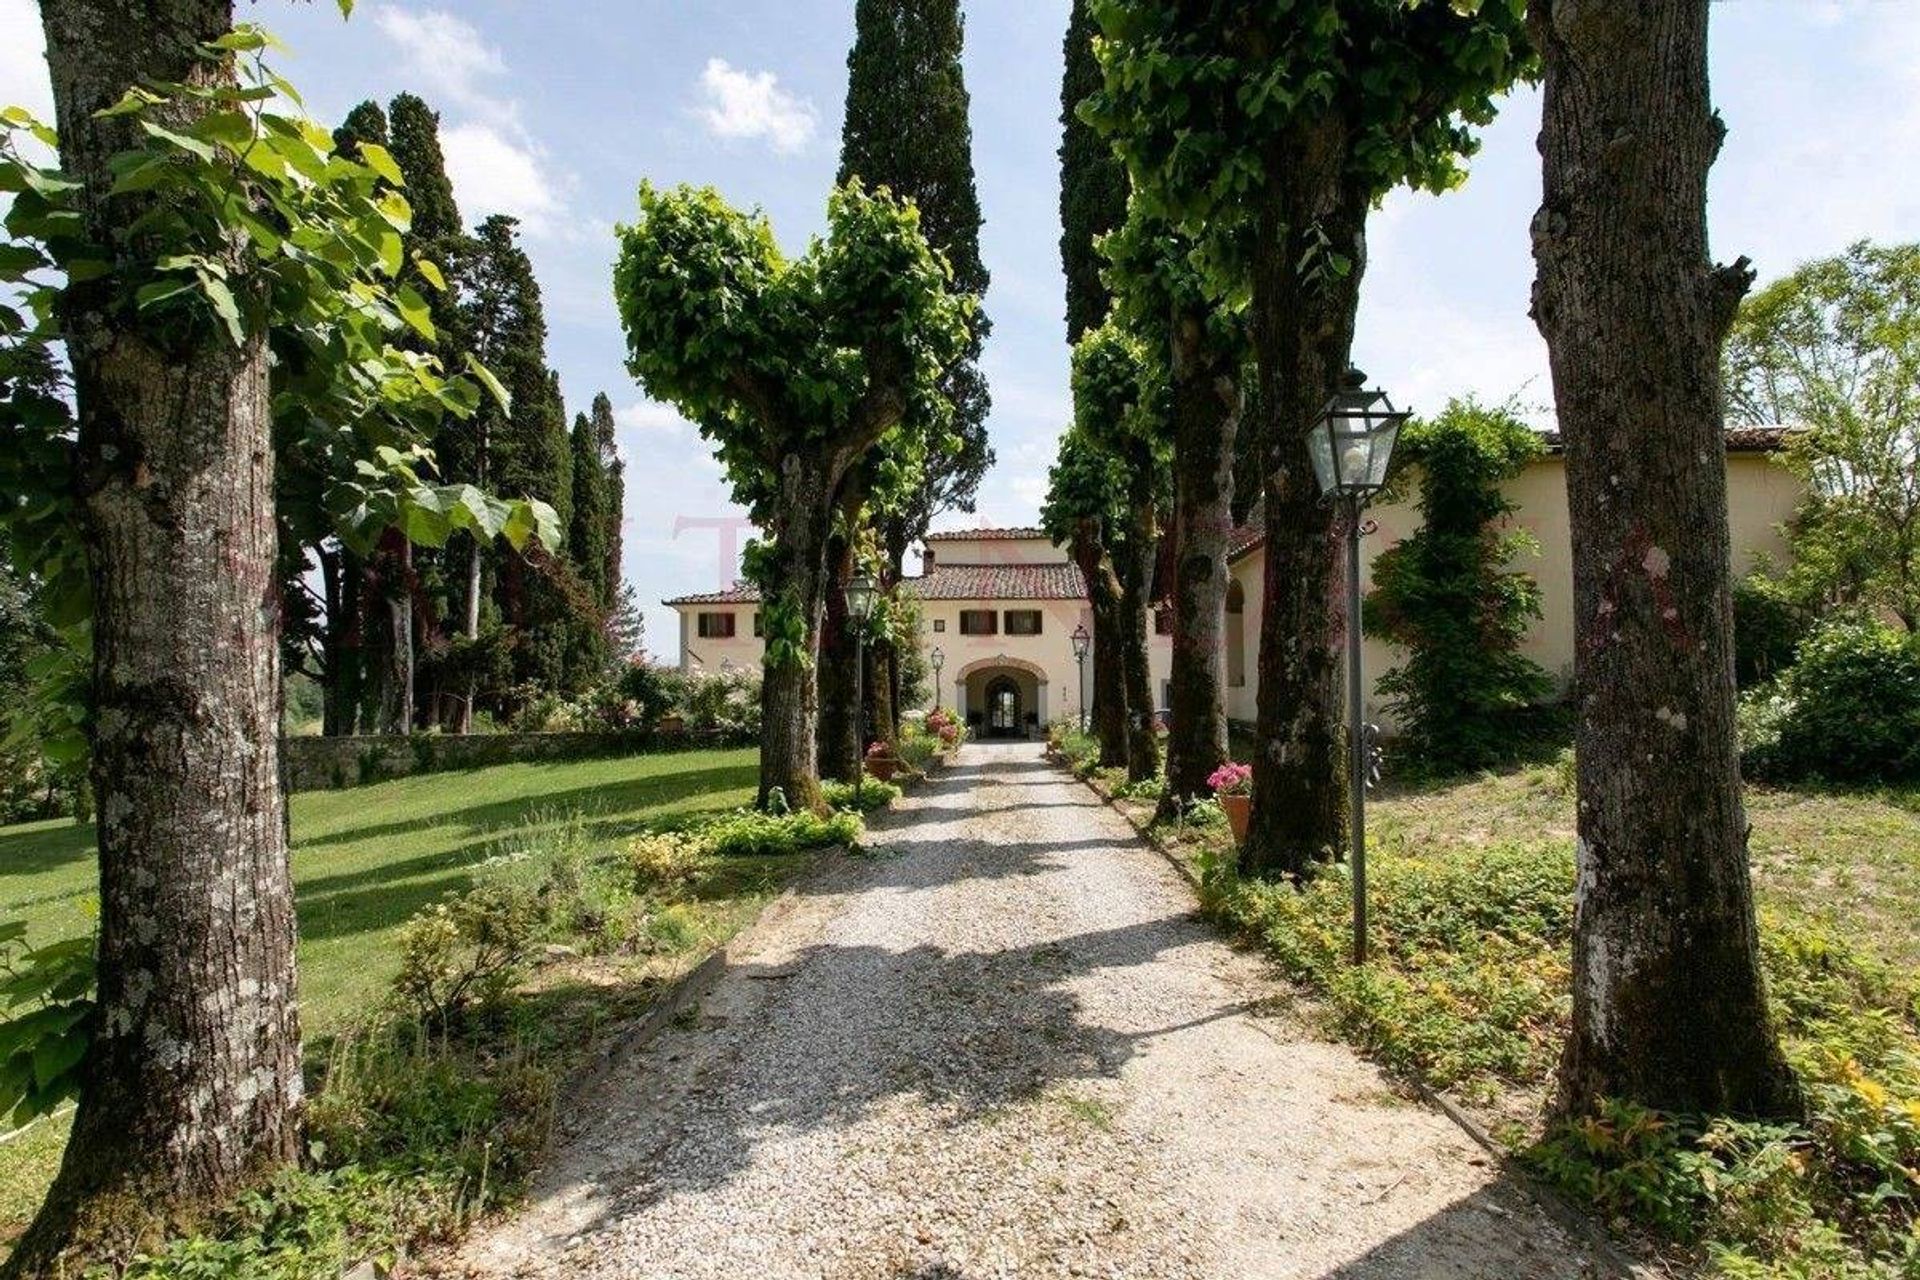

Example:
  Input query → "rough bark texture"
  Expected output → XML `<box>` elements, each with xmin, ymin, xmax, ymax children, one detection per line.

<box><xmin>1069</xmin><ymin>524</ymin><xmax>1129</xmax><ymax>767</ymax></box>
<box><xmin>817</xmin><ymin>528</ymin><xmax>860</xmax><ymax>782</ymax></box>
<box><xmin>1159</xmin><ymin>310</ymin><xmax>1238</xmax><ymax>819</ymax></box>
<box><xmin>1240</xmin><ymin>123</ymin><xmax>1370</xmax><ymax>880</ymax></box>
<box><xmin>10</xmin><ymin>3</ymin><xmax>305</xmax><ymax>1271</ymax></box>
<box><xmin>1112</xmin><ymin>470</ymin><xmax>1161</xmax><ymax>783</ymax></box>
<box><xmin>758</xmin><ymin>453</ymin><xmax>840</xmax><ymax>816</ymax></box>
<box><xmin>1529</xmin><ymin>0</ymin><xmax>1798</xmax><ymax>1117</ymax></box>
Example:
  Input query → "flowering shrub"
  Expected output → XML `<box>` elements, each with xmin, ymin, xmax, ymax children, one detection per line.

<box><xmin>1207</xmin><ymin>761</ymin><xmax>1253</xmax><ymax>796</ymax></box>
<box><xmin>924</xmin><ymin>706</ymin><xmax>964</xmax><ymax>748</ymax></box>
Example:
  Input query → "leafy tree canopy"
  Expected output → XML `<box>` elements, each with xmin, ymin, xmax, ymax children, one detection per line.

<box><xmin>612</xmin><ymin>181</ymin><xmax>971</xmax><ymax>529</ymax></box>
<box><xmin>1726</xmin><ymin>241</ymin><xmax>1920</xmax><ymax>628</ymax></box>
<box><xmin>1083</xmin><ymin>0</ymin><xmax>1533</xmax><ymax>269</ymax></box>
<box><xmin>1040</xmin><ymin>423</ymin><xmax>1130</xmax><ymax>548</ymax></box>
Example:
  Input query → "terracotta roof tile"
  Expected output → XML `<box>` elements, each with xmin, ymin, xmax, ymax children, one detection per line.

<box><xmin>905</xmin><ymin>562</ymin><xmax>1086</xmax><ymax>601</ymax></box>
<box><xmin>923</xmin><ymin>526</ymin><xmax>1050</xmax><ymax>542</ymax></box>
<box><xmin>663</xmin><ymin>583</ymin><xmax>760</xmax><ymax>606</ymax></box>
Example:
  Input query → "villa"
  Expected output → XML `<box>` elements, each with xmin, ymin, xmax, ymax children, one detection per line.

<box><xmin>666</xmin><ymin>428</ymin><xmax>1803</xmax><ymax>737</ymax></box>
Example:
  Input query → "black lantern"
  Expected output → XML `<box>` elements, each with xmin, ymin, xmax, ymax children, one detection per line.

<box><xmin>928</xmin><ymin>645</ymin><xmax>944</xmax><ymax>711</ymax></box>
<box><xmin>1311</xmin><ymin>368</ymin><xmax>1408</xmax><ymax>967</ymax></box>
<box><xmin>1070</xmin><ymin>623</ymin><xmax>1091</xmax><ymax>733</ymax></box>
<box><xmin>847</xmin><ymin>573</ymin><xmax>879</xmax><ymax>789</ymax></box>
<box><xmin>846</xmin><ymin>573</ymin><xmax>879</xmax><ymax>625</ymax></box>
<box><xmin>1308</xmin><ymin>368</ymin><xmax>1408</xmax><ymax>499</ymax></box>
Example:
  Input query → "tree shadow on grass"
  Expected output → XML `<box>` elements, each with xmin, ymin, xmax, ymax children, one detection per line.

<box><xmin>0</xmin><ymin>820</ymin><xmax>96</xmax><ymax>881</ymax></box>
<box><xmin>294</xmin><ymin>764</ymin><xmax>761</xmax><ymax>852</ymax></box>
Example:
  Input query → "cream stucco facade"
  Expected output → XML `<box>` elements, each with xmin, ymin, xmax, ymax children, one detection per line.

<box><xmin>666</xmin><ymin>442</ymin><xmax>1803</xmax><ymax>737</ymax></box>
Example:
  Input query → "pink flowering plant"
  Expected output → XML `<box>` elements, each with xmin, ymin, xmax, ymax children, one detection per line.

<box><xmin>924</xmin><ymin>707</ymin><xmax>963</xmax><ymax>747</ymax></box>
<box><xmin>1207</xmin><ymin>761</ymin><xmax>1253</xmax><ymax>797</ymax></box>
<box><xmin>866</xmin><ymin>740</ymin><xmax>896</xmax><ymax>760</ymax></box>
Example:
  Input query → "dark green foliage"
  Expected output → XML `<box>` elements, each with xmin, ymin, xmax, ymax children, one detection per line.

<box><xmin>1363</xmin><ymin>398</ymin><xmax>1551</xmax><ymax>771</ymax></box>
<box><xmin>1732</xmin><ymin>573</ymin><xmax>1814</xmax><ymax>689</ymax></box>
<box><xmin>567</xmin><ymin>410</ymin><xmax>612</xmax><ymax>679</ymax></box>
<box><xmin>1741</xmin><ymin>620</ymin><xmax>1920</xmax><ymax>783</ymax></box>
<box><xmin>590</xmin><ymin>392</ymin><xmax>624</xmax><ymax>613</ymax></box>
<box><xmin>614</xmin><ymin>663</ymin><xmax>677</xmax><ymax>730</ymax></box>
<box><xmin>1059</xmin><ymin>0</ymin><xmax>1130</xmax><ymax>345</ymax></box>
<box><xmin>838</xmin><ymin>0</ymin><xmax>994</xmax><ymax>554</ymax></box>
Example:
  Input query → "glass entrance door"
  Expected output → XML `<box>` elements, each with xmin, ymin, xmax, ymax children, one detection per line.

<box><xmin>986</xmin><ymin>677</ymin><xmax>1020</xmax><ymax>736</ymax></box>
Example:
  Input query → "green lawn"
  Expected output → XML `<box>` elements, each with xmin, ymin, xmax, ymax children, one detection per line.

<box><xmin>0</xmin><ymin>746</ymin><xmax>760</xmax><ymax>1238</ymax></box>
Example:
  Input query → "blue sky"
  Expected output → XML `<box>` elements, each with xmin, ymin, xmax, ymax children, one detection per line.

<box><xmin>4</xmin><ymin>1</ymin><xmax>1916</xmax><ymax>660</ymax></box>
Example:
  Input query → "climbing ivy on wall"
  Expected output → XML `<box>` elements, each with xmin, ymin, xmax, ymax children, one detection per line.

<box><xmin>1363</xmin><ymin>397</ymin><xmax>1551</xmax><ymax>771</ymax></box>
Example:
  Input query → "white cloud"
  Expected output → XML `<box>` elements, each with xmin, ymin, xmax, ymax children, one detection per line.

<box><xmin>0</xmin><ymin>0</ymin><xmax>52</xmax><ymax>120</ymax></box>
<box><xmin>617</xmin><ymin>399</ymin><xmax>691</xmax><ymax>437</ymax></box>
<box><xmin>439</xmin><ymin>122</ymin><xmax>567</xmax><ymax>237</ymax></box>
<box><xmin>372</xmin><ymin>7</ymin><xmax>574</xmax><ymax>236</ymax></box>
<box><xmin>693</xmin><ymin>59</ymin><xmax>817</xmax><ymax>155</ymax></box>
<box><xmin>371</xmin><ymin>7</ymin><xmax>511</xmax><ymax>128</ymax></box>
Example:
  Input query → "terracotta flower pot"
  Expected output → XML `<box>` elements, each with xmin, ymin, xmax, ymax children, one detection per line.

<box><xmin>867</xmin><ymin>757</ymin><xmax>900</xmax><ymax>783</ymax></box>
<box><xmin>1220</xmin><ymin>792</ymin><xmax>1251</xmax><ymax>843</ymax></box>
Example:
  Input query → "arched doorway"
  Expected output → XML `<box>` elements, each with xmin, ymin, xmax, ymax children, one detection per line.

<box><xmin>985</xmin><ymin>675</ymin><xmax>1022</xmax><ymax>737</ymax></box>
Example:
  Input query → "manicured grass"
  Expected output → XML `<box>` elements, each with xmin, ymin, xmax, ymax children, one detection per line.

<box><xmin>0</xmin><ymin>746</ymin><xmax>760</xmax><ymax>1244</ymax></box>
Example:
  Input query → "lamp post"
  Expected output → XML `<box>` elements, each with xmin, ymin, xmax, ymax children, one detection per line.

<box><xmin>1070</xmin><ymin>623</ymin><xmax>1091</xmax><ymax>733</ymax></box>
<box><xmin>846</xmin><ymin>572</ymin><xmax>879</xmax><ymax>793</ymax></box>
<box><xmin>1307</xmin><ymin>368</ymin><xmax>1408</xmax><ymax>965</ymax></box>
<box><xmin>929</xmin><ymin>645</ymin><xmax>944</xmax><ymax>712</ymax></box>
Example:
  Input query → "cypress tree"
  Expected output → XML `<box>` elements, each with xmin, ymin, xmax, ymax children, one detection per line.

<box><xmin>591</xmin><ymin>391</ymin><xmax>625</xmax><ymax>614</ymax></box>
<box><xmin>566</xmin><ymin>409</ymin><xmax>611</xmax><ymax>681</ymax></box>
<box><xmin>837</xmin><ymin>0</ymin><xmax>994</xmax><ymax>747</ymax></box>
<box><xmin>1059</xmin><ymin>0</ymin><xmax>1129</xmax><ymax>345</ymax></box>
<box><xmin>837</xmin><ymin>0</ymin><xmax>994</xmax><ymax>543</ymax></box>
<box><xmin>1058</xmin><ymin>0</ymin><xmax>1136</xmax><ymax>757</ymax></box>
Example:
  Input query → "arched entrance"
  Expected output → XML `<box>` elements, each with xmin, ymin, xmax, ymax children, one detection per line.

<box><xmin>953</xmin><ymin>655</ymin><xmax>1049</xmax><ymax>740</ymax></box>
<box><xmin>984</xmin><ymin>676</ymin><xmax>1022</xmax><ymax>737</ymax></box>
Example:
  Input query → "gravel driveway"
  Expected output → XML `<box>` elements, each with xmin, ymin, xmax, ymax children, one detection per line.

<box><xmin>436</xmin><ymin>742</ymin><xmax>1610</xmax><ymax>1280</ymax></box>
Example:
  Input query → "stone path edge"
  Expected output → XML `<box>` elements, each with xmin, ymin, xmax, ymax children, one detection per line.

<box><xmin>1054</xmin><ymin>753</ymin><xmax>1664</xmax><ymax>1280</ymax></box>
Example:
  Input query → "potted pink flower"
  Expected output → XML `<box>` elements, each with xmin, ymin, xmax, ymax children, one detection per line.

<box><xmin>1208</xmin><ymin>761</ymin><xmax>1253</xmax><ymax>842</ymax></box>
<box><xmin>865</xmin><ymin>740</ymin><xmax>901</xmax><ymax>782</ymax></box>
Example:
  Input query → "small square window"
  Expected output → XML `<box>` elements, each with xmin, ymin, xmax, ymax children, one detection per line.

<box><xmin>932</xmin><ymin>618</ymin><xmax>946</xmax><ymax>633</ymax></box>
<box><xmin>752</xmin><ymin>611</ymin><xmax>764</xmax><ymax>638</ymax></box>
<box><xmin>1004</xmin><ymin>609</ymin><xmax>1042</xmax><ymax>636</ymax></box>
<box><xmin>697</xmin><ymin>611</ymin><xmax>737</xmax><ymax>639</ymax></box>
<box><xmin>1154</xmin><ymin>607</ymin><xmax>1174</xmax><ymax>636</ymax></box>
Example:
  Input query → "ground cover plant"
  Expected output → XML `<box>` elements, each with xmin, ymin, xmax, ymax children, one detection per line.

<box><xmin>0</xmin><ymin>745</ymin><xmax>867</xmax><ymax>1268</ymax></box>
<box><xmin>1076</xmin><ymin>751</ymin><xmax>1920</xmax><ymax>1276</ymax></box>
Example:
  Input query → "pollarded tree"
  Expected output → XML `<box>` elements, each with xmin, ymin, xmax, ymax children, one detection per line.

<box><xmin>614</xmin><ymin>183</ymin><xmax>967</xmax><ymax>812</ymax></box>
<box><xmin>1072</xmin><ymin>319</ymin><xmax>1169</xmax><ymax>782</ymax></box>
<box><xmin>1103</xmin><ymin>205</ymin><xmax>1248</xmax><ymax>817</ymax></box>
<box><xmin>1529</xmin><ymin>0</ymin><xmax>1797</xmax><ymax>1117</ymax></box>
<box><xmin>1087</xmin><ymin>0</ymin><xmax>1534</xmax><ymax>877</ymax></box>
<box><xmin>1041</xmin><ymin>426</ymin><xmax>1132</xmax><ymax>767</ymax></box>
<box><xmin>1</xmin><ymin>15</ymin><xmax>554</xmax><ymax>1269</ymax></box>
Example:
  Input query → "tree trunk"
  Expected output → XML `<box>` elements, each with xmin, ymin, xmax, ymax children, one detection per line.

<box><xmin>10</xmin><ymin>3</ymin><xmax>304</xmax><ymax>1270</ymax></box>
<box><xmin>317</xmin><ymin>544</ymin><xmax>363</xmax><ymax>737</ymax></box>
<box><xmin>1159</xmin><ymin>309</ymin><xmax>1238</xmax><ymax>819</ymax></box>
<box><xmin>865</xmin><ymin>633</ymin><xmax>895</xmax><ymax>753</ymax></box>
<box><xmin>1112</xmin><ymin>466</ymin><xmax>1160</xmax><ymax>783</ymax></box>
<box><xmin>1529</xmin><ymin>0</ymin><xmax>1797</xmax><ymax>1117</ymax></box>
<box><xmin>757</xmin><ymin>454</ymin><xmax>838</xmax><ymax>814</ymax></box>
<box><xmin>1069</xmin><ymin>525</ymin><xmax>1129</xmax><ymax>767</ymax></box>
<box><xmin>1241</xmin><ymin>124</ymin><xmax>1369</xmax><ymax>880</ymax></box>
<box><xmin>816</xmin><ymin>529</ymin><xmax>860</xmax><ymax>781</ymax></box>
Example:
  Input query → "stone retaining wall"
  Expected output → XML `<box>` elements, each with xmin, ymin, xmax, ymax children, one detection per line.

<box><xmin>282</xmin><ymin>729</ymin><xmax>750</xmax><ymax>792</ymax></box>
